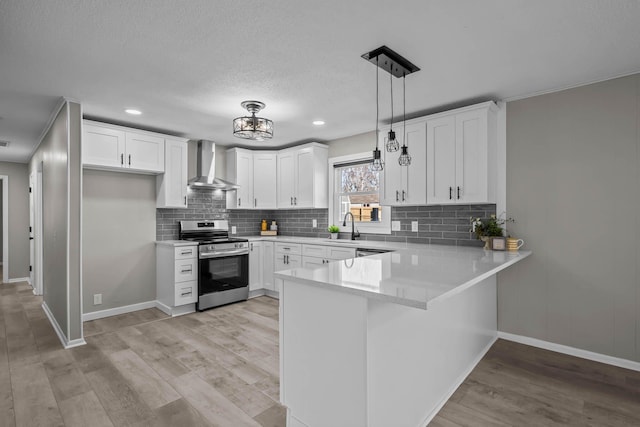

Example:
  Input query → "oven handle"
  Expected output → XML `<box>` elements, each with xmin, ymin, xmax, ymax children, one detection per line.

<box><xmin>199</xmin><ymin>249</ymin><xmax>249</xmax><ymax>259</ymax></box>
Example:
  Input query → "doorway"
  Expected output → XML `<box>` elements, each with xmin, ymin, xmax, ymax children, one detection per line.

<box><xmin>28</xmin><ymin>166</ymin><xmax>43</xmax><ymax>295</ymax></box>
<box><xmin>1</xmin><ymin>175</ymin><xmax>7</xmax><ymax>284</ymax></box>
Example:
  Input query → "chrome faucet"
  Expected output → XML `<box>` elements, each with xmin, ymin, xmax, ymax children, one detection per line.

<box><xmin>343</xmin><ymin>212</ymin><xmax>360</xmax><ymax>240</ymax></box>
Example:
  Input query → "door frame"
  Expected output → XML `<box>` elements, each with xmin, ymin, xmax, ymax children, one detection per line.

<box><xmin>36</xmin><ymin>166</ymin><xmax>43</xmax><ymax>295</ymax></box>
<box><xmin>1</xmin><ymin>175</ymin><xmax>8</xmax><ymax>284</ymax></box>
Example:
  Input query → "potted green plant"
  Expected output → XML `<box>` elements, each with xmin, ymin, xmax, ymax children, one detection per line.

<box><xmin>328</xmin><ymin>225</ymin><xmax>340</xmax><ymax>239</ymax></box>
<box><xmin>470</xmin><ymin>214</ymin><xmax>514</xmax><ymax>250</ymax></box>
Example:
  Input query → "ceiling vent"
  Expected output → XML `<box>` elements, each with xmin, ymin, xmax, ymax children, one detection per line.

<box><xmin>0</xmin><ymin>141</ymin><xmax>9</xmax><ymax>148</ymax></box>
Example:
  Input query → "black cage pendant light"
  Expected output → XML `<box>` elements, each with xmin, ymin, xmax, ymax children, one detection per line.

<box><xmin>371</xmin><ymin>57</ymin><xmax>384</xmax><ymax>171</ymax></box>
<box><xmin>385</xmin><ymin>71</ymin><xmax>399</xmax><ymax>152</ymax></box>
<box><xmin>398</xmin><ymin>75</ymin><xmax>412</xmax><ymax>166</ymax></box>
<box><xmin>361</xmin><ymin>46</ymin><xmax>419</xmax><ymax>169</ymax></box>
<box><xmin>233</xmin><ymin>101</ymin><xmax>273</xmax><ymax>141</ymax></box>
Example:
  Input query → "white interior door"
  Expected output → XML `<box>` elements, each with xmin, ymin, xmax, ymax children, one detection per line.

<box><xmin>29</xmin><ymin>174</ymin><xmax>34</xmax><ymax>288</ymax></box>
<box><xmin>36</xmin><ymin>168</ymin><xmax>43</xmax><ymax>295</ymax></box>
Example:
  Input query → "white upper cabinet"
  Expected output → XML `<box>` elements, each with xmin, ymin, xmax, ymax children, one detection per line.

<box><xmin>227</xmin><ymin>149</ymin><xmax>277</xmax><ymax>210</ymax></box>
<box><xmin>253</xmin><ymin>152</ymin><xmax>277</xmax><ymax>209</ymax></box>
<box><xmin>380</xmin><ymin>121</ymin><xmax>427</xmax><ymax>206</ymax></box>
<box><xmin>277</xmin><ymin>151</ymin><xmax>296</xmax><ymax>208</ymax></box>
<box><xmin>226</xmin><ymin>148</ymin><xmax>254</xmax><ymax>209</ymax></box>
<box><xmin>82</xmin><ymin>120</ymin><xmax>165</xmax><ymax>174</ymax></box>
<box><xmin>83</xmin><ymin>124</ymin><xmax>125</xmax><ymax>168</ymax></box>
<box><xmin>157</xmin><ymin>139</ymin><xmax>188</xmax><ymax>208</ymax></box>
<box><xmin>426</xmin><ymin>102</ymin><xmax>497</xmax><ymax>204</ymax></box>
<box><xmin>277</xmin><ymin>143</ymin><xmax>328</xmax><ymax>209</ymax></box>
<box><xmin>125</xmin><ymin>132</ymin><xmax>165</xmax><ymax>173</ymax></box>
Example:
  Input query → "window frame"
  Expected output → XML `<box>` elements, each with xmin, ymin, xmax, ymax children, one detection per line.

<box><xmin>328</xmin><ymin>152</ymin><xmax>391</xmax><ymax>235</ymax></box>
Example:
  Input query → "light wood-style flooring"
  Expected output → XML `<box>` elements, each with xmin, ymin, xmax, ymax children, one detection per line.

<box><xmin>1</xmin><ymin>279</ymin><xmax>639</xmax><ymax>426</ymax></box>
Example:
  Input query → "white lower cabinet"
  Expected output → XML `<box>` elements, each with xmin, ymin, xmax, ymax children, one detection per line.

<box><xmin>301</xmin><ymin>244</ymin><xmax>356</xmax><ymax>267</ymax></box>
<box><xmin>249</xmin><ymin>241</ymin><xmax>276</xmax><ymax>295</ymax></box>
<box><xmin>262</xmin><ymin>242</ymin><xmax>274</xmax><ymax>291</ymax></box>
<box><xmin>156</xmin><ymin>243</ymin><xmax>198</xmax><ymax>316</ymax></box>
<box><xmin>249</xmin><ymin>241</ymin><xmax>263</xmax><ymax>291</ymax></box>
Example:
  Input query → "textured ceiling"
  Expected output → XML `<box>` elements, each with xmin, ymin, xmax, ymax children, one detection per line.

<box><xmin>1</xmin><ymin>0</ymin><xmax>639</xmax><ymax>162</ymax></box>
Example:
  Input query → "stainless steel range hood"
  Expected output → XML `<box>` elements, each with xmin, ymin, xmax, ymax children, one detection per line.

<box><xmin>188</xmin><ymin>140</ymin><xmax>239</xmax><ymax>190</ymax></box>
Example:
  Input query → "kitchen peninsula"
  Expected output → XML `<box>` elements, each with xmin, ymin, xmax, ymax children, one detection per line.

<box><xmin>274</xmin><ymin>244</ymin><xmax>531</xmax><ymax>427</ymax></box>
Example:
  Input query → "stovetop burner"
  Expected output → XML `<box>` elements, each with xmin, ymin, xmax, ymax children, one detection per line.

<box><xmin>179</xmin><ymin>219</ymin><xmax>248</xmax><ymax>246</ymax></box>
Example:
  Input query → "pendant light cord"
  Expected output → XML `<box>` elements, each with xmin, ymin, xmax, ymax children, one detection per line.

<box><xmin>376</xmin><ymin>57</ymin><xmax>379</xmax><ymax>149</ymax></box>
<box><xmin>403</xmin><ymin>74</ymin><xmax>406</xmax><ymax>146</ymax></box>
<box><xmin>390</xmin><ymin>67</ymin><xmax>394</xmax><ymax>131</ymax></box>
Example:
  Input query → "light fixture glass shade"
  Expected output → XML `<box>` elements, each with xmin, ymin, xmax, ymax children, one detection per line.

<box><xmin>371</xmin><ymin>147</ymin><xmax>384</xmax><ymax>171</ymax></box>
<box><xmin>398</xmin><ymin>145</ymin><xmax>411</xmax><ymax>166</ymax></box>
<box><xmin>233</xmin><ymin>101</ymin><xmax>273</xmax><ymax>140</ymax></box>
<box><xmin>385</xmin><ymin>130</ymin><xmax>399</xmax><ymax>152</ymax></box>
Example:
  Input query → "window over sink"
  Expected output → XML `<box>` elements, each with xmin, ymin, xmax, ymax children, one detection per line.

<box><xmin>328</xmin><ymin>153</ymin><xmax>391</xmax><ymax>235</ymax></box>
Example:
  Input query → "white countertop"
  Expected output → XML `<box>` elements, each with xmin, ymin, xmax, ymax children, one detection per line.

<box><xmin>273</xmin><ymin>242</ymin><xmax>531</xmax><ymax>310</ymax></box>
<box><xmin>155</xmin><ymin>240</ymin><xmax>197</xmax><ymax>247</ymax></box>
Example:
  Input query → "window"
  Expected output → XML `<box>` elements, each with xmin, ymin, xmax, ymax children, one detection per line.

<box><xmin>328</xmin><ymin>153</ymin><xmax>391</xmax><ymax>234</ymax></box>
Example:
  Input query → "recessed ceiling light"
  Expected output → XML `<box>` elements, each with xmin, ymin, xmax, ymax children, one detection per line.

<box><xmin>125</xmin><ymin>109</ymin><xmax>142</xmax><ymax>115</ymax></box>
<box><xmin>313</xmin><ymin>120</ymin><xmax>325</xmax><ymax>126</ymax></box>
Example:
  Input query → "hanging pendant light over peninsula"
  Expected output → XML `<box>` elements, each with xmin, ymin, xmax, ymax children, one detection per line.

<box><xmin>361</xmin><ymin>46</ymin><xmax>420</xmax><ymax>169</ymax></box>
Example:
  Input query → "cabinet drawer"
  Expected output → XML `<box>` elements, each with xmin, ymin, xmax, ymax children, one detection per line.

<box><xmin>275</xmin><ymin>242</ymin><xmax>301</xmax><ymax>255</ymax></box>
<box><xmin>175</xmin><ymin>281</ymin><xmax>197</xmax><ymax>306</ymax></box>
<box><xmin>302</xmin><ymin>244</ymin><xmax>327</xmax><ymax>258</ymax></box>
<box><xmin>327</xmin><ymin>247</ymin><xmax>356</xmax><ymax>260</ymax></box>
<box><xmin>174</xmin><ymin>259</ymin><xmax>197</xmax><ymax>283</ymax></box>
<box><xmin>175</xmin><ymin>246</ymin><xmax>197</xmax><ymax>260</ymax></box>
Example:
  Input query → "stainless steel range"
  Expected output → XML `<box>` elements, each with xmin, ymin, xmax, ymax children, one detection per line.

<box><xmin>179</xmin><ymin>220</ymin><xmax>249</xmax><ymax>311</ymax></box>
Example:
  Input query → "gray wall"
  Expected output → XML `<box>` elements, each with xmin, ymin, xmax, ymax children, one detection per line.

<box><xmin>0</xmin><ymin>183</ymin><xmax>3</xmax><ymax>262</ymax></box>
<box><xmin>0</xmin><ymin>161</ymin><xmax>30</xmax><ymax>280</ymax></box>
<box><xmin>498</xmin><ymin>74</ymin><xmax>640</xmax><ymax>362</ymax></box>
<box><xmin>83</xmin><ymin>170</ymin><xmax>157</xmax><ymax>314</ymax></box>
<box><xmin>29</xmin><ymin>101</ymin><xmax>83</xmax><ymax>342</ymax></box>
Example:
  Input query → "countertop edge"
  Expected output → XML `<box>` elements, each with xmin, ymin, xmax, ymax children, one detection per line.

<box><xmin>155</xmin><ymin>240</ymin><xmax>197</xmax><ymax>247</ymax></box>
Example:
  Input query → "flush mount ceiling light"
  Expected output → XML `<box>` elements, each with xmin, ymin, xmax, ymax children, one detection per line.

<box><xmin>125</xmin><ymin>109</ymin><xmax>142</xmax><ymax>115</ymax></box>
<box><xmin>362</xmin><ymin>46</ymin><xmax>420</xmax><ymax>169</ymax></box>
<box><xmin>233</xmin><ymin>100</ymin><xmax>273</xmax><ymax>141</ymax></box>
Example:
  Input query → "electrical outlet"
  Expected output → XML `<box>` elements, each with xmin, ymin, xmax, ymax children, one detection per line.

<box><xmin>391</xmin><ymin>221</ymin><xmax>401</xmax><ymax>231</ymax></box>
<box><xmin>411</xmin><ymin>221</ymin><xmax>419</xmax><ymax>232</ymax></box>
<box><xmin>93</xmin><ymin>294</ymin><xmax>102</xmax><ymax>305</ymax></box>
<box><xmin>312</xmin><ymin>219</ymin><xmax>317</xmax><ymax>228</ymax></box>
<box><xmin>231</xmin><ymin>226</ymin><xmax>237</xmax><ymax>234</ymax></box>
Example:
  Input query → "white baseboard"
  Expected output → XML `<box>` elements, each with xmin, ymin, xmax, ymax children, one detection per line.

<box><xmin>155</xmin><ymin>300</ymin><xmax>195</xmax><ymax>317</ymax></box>
<box><xmin>264</xmin><ymin>289</ymin><xmax>279</xmax><ymax>299</ymax></box>
<box><xmin>42</xmin><ymin>301</ymin><xmax>87</xmax><ymax>349</ymax></box>
<box><xmin>6</xmin><ymin>277</ymin><xmax>30</xmax><ymax>284</ymax></box>
<box><xmin>421</xmin><ymin>334</ymin><xmax>498</xmax><ymax>426</ymax></box>
<box><xmin>498</xmin><ymin>331</ymin><xmax>640</xmax><ymax>373</ymax></box>
<box><xmin>248</xmin><ymin>289</ymin><xmax>266</xmax><ymax>299</ymax></box>
<box><xmin>83</xmin><ymin>300</ymin><xmax>156</xmax><ymax>322</ymax></box>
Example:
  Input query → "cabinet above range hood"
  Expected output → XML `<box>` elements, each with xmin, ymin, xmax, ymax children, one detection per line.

<box><xmin>188</xmin><ymin>140</ymin><xmax>239</xmax><ymax>190</ymax></box>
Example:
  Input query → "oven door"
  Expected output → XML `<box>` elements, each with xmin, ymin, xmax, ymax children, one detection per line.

<box><xmin>199</xmin><ymin>253</ymin><xmax>249</xmax><ymax>295</ymax></box>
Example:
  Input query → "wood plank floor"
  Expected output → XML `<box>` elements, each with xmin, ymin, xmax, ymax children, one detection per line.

<box><xmin>1</xmin><ymin>280</ymin><xmax>639</xmax><ymax>426</ymax></box>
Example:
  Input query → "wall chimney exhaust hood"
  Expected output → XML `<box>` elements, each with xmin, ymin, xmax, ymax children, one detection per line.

<box><xmin>188</xmin><ymin>140</ymin><xmax>239</xmax><ymax>190</ymax></box>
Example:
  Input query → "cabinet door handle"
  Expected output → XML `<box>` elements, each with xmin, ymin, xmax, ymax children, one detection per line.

<box><xmin>238</xmin><ymin>198</ymin><xmax>241</xmax><ymax>207</ymax></box>
<box><xmin>128</xmin><ymin>154</ymin><xmax>131</xmax><ymax>166</ymax></box>
<box><xmin>250</xmin><ymin>243</ymin><xmax>253</xmax><ymax>251</ymax></box>
<box><xmin>294</xmin><ymin>197</ymin><xmax>297</xmax><ymax>205</ymax></box>
<box><xmin>449</xmin><ymin>187</ymin><xmax>453</xmax><ymax>200</ymax></box>
<box><xmin>396</xmin><ymin>190</ymin><xmax>399</xmax><ymax>202</ymax></box>
<box><xmin>290</xmin><ymin>197</ymin><xmax>293</xmax><ymax>206</ymax></box>
<box><xmin>402</xmin><ymin>190</ymin><xmax>406</xmax><ymax>202</ymax></box>
<box><xmin>120</xmin><ymin>153</ymin><xmax>124</xmax><ymax>165</ymax></box>
<box><xmin>285</xmin><ymin>255</ymin><xmax>289</xmax><ymax>264</ymax></box>
<box><xmin>254</xmin><ymin>198</ymin><xmax>257</xmax><ymax>207</ymax></box>
<box><xmin>184</xmin><ymin>196</ymin><xmax>187</xmax><ymax>205</ymax></box>
<box><xmin>181</xmin><ymin>268</ymin><xmax>192</xmax><ymax>273</ymax></box>
<box><xmin>457</xmin><ymin>186</ymin><xmax>461</xmax><ymax>200</ymax></box>
<box><xmin>180</xmin><ymin>250</ymin><xmax>192</xmax><ymax>255</ymax></box>
<box><xmin>181</xmin><ymin>291</ymin><xmax>192</xmax><ymax>297</ymax></box>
